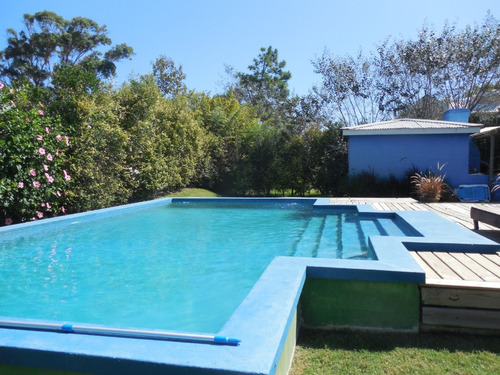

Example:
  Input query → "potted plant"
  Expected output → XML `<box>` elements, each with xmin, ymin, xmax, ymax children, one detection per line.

<box><xmin>411</xmin><ymin>163</ymin><xmax>448</xmax><ymax>203</ymax></box>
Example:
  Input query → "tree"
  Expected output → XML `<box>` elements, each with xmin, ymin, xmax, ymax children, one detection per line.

<box><xmin>116</xmin><ymin>75</ymin><xmax>210</xmax><ymax>200</ymax></box>
<box><xmin>314</xmin><ymin>14</ymin><xmax>500</xmax><ymax>124</ymax></box>
<box><xmin>313</xmin><ymin>50</ymin><xmax>389</xmax><ymax>126</ymax></box>
<box><xmin>232</xmin><ymin>46</ymin><xmax>292</xmax><ymax>124</ymax></box>
<box><xmin>438</xmin><ymin>13</ymin><xmax>500</xmax><ymax>111</ymax></box>
<box><xmin>194</xmin><ymin>92</ymin><xmax>260</xmax><ymax>191</ymax></box>
<box><xmin>375</xmin><ymin>13</ymin><xmax>500</xmax><ymax>117</ymax></box>
<box><xmin>0</xmin><ymin>10</ymin><xmax>134</xmax><ymax>87</ymax></box>
<box><xmin>151</xmin><ymin>55</ymin><xmax>187</xmax><ymax>98</ymax></box>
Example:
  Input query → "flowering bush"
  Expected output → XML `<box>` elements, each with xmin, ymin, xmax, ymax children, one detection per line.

<box><xmin>0</xmin><ymin>83</ymin><xmax>71</xmax><ymax>225</ymax></box>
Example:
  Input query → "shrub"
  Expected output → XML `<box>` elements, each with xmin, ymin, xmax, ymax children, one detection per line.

<box><xmin>0</xmin><ymin>84</ymin><xmax>71</xmax><ymax>225</ymax></box>
<box><xmin>411</xmin><ymin>163</ymin><xmax>450</xmax><ymax>202</ymax></box>
<box><xmin>339</xmin><ymin>170</ymin><xmax>413</xmax><ymax>197</ymax></box>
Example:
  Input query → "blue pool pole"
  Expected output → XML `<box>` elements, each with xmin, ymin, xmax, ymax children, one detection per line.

<box><xmin>0</xmin><ymin>320</ymin><xmax>241</xmax><ymax>346</ymax></box>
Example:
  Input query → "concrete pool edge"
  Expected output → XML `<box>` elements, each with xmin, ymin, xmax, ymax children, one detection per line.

<box><xmin>1</xmin><ymin>197</ymin><xmax>500</xmax><ymax>375</ymax></box>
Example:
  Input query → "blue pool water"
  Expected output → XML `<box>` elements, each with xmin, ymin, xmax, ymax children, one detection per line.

<box><xmin>0</xmin><ymin>200</ymin><xmax>411</xmax><ymax>333</ymax></box>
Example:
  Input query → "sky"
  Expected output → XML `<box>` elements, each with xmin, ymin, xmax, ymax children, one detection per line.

<box><xmin>1</xmin><ymin>0</ymin><xmax>499</xmax><ymax>96</ymax></box>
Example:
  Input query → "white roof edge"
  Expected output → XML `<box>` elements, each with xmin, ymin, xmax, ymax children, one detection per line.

<box><xmin>343</xmin><ymin>127</ymin><xmax>482</xmax><ymax>136</ymax></box>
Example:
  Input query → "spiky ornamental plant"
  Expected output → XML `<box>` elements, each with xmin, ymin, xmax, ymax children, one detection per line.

<box><xmin>411</xmin><ymin>163</ymin><xmax>449</xmax><ymax>202</ymax></box>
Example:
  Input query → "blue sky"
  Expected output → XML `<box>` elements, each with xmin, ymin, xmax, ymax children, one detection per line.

<box><xmin>1</xmin><ymin>0</ymin><xmax>499</xmax><ymax>96</ymax></box>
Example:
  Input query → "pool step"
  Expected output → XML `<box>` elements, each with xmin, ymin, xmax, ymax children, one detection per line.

<box><xmin>337</xmin><ymin>215</ymin><xmax>370</xmax><ymax>259</ymax></box>
<box><xmin>316</xmin><ymin>215</ymin><xmax>342</xmax><ymax>258</ymax></box>
<box><xmin>292</xmin><ymin>216</ymin><xmax>325</xmax><ymax>257</ymax></box>
<box><xmin>376</xmin><ymin>217</ymin><xmax>406</xmax><ymax>236</ymax></box>
<box><xmin>293</xmin><ymin>214</ymin><xmax>396</xmax><ymax>259</ymax></box>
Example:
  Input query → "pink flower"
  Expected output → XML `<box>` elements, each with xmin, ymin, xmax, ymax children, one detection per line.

<box><xmin>39</xmin><ymin>102</ymin><xmax>44</xmax><ymax>108</ymax></box>
<box><xmin>25</xmin><ymin>118</ymin><xmax>30</xmax><ymax>122</ymax></box>
<box><xmin>56</xmin><ymin>135</ymin><xmax>62</xmax><ymax>142</ymax></box>
<box><xmin>38</xmin><ymin>148</ymin><xmax>46</xmax><ymax>155</ymax></box>
<box><xmin>5</xmin><ymin>218</ymin><xmax>12</xmax><ymax>225</ymax></box>
<box><xmin>33</xmin><ymin>181</ymin><xmax>41</xmax><ymax>188</ymax></box>
<box><xmin>9</xmin><ymin>89</ymin><xmax>13</xmax><ymax>94</ymax></box>
<box><xmin>61</xmin><ymin>206</ymin><xmax>66</xmax><ymax>213</ymax></box>
<box><xmin>10</xmin><ymin>100</ymin><xmax>15</xmax><ymax>106</ymax></box>
<box><xmin>46</xmin><ymin>203</ymin><xmax>51</xmax><ymax>209</ymax></box>
<box><xmin>44</xmin><ymin>173</ymin><xmax>54</xmax><ymax>183</ymax></box>
<box><xmin>43</xmin><ymin>164</ymin><xmax>49</xmax><ymax>171</ymax></box>
<box><xmin>18</xmin><ymin>182</ymin><xmax>24</xmax><ymax>188</ymax></box>
<box><xmin>36</xmin><ymin>135</ymin><xmax>43</xmax><ymax>141</ymax></box>
<box><xmin>37</xmin><ymin>211</ymin><xmax>43</xmax><ymax>219</ymax></box>
<box><xmin>47</xmin><ymin>154</ymin><xmax>53</xmax><ymax>161</ymax></box>
<box><xmin>30</xmin><ymin>169</ymin><xmax>36</xmax><ymax>176</ymax></box>
<box><xmin>64</xmin><ymin>136</ymin><xmax>70</xmax><ymax>146</ymax></box>
<box><xmin>56</xmin><ymin>191</ymin><xmax>62</xmax><ymax>197</ymax></box>
<box><xmin>45</xmin><ymin>127</ymin><xmax>50</xmax><ymax>134</ymax></box>
<box><xmin>41</xmin><ymin>203</ymin><xmax>46</xmax><ymax>207</ymax></box>
<box><xmin>30</xmin><ymin>217</ymin><xmax>37</xmax><ymax>221</ymax></box>
<box><xmin>0</xmin><ymin>83</ymin><xmax>4</xmax><ymax>89</ymax></box>
<box><xmin>63</xmin><ymin>170</ymin><xmax>71</xmax><ymax>181</ymax></box>
<box><xmin>38</xmin><ymin>110</ymin><xmax>44</xmax><ymax>116</ymax></box>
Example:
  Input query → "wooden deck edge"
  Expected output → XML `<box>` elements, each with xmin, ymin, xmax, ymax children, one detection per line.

<box><xmin>421</xmin><ymin>285</ymin><xmax>500</xmax><ymax>310</ymax></box>
<box><xmin>423</xmin><ymin>278</ymin><xmax>500</xmax><ymax>290</ymax></box>
<box><xmin>422</xmin><ymin>306</ymin><xmax>500</xmax><ymax>330</ymax></box>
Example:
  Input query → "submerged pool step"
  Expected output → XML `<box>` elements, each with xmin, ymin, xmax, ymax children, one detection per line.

<box><xmin>359</xmin><ymin>219</ymin><xmax>383</xmax><ymax>239</ymax></box>
<box><xmin>292</xmin><ymin>216</ymin><xmax>325</xmax><ymax>257</ymax></box>
<box><xmin>337</xmin><ymin>215</ymin><xmax>370</xmax><ymax>259</ymax></box>
<box><xmin>316</xmin><ymin>215</ymin><xmax>342</xmax><ymax>258</ymax></box>
<box><xmin>293</xmin><ymin>213</ymin><xmax>396</xmax><ymax>260</ymax></box>
<box><xmin>376</xmin><ymin>218</ymin><xmax>407</xmax><ymax>237</ymax></box>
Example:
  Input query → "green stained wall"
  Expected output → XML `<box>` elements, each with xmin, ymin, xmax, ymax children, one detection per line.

<box><xmin>0</xmin><ymin>364</ymin><xmax>88</xmax><ymax>375</ymax></box>
<box><xmin>300</xmin><ymin>278</ymin><xmax>420</xmax><ymax>331</ymax></box>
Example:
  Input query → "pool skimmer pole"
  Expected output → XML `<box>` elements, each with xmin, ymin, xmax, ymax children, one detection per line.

<box><xmin>0</xmin><ymin>319</ymin><xmax>241</xmax><ymax>346</ymax></box>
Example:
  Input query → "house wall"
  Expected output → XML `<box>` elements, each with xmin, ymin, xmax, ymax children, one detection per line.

<box><xmin>348</xmin><ymin>133</ymin><xmax>488</xmax><ymax>188</ymax></box>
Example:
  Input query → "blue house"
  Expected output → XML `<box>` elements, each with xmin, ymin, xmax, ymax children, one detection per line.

<box><xmin>342</xmin><ymin>118</ymin><xmax>488</xmax><ymax>189</ymax></box>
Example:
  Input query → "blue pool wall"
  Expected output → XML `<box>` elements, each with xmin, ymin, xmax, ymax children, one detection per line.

<box><xmin>1</xmin><ymin>197</ymin><xmax>499</xmax><ymax>375</ymax></box>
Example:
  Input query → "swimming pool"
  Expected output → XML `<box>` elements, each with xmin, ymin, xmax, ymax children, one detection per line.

<box><xmin>1</xmin><ymin>197</ymin><xmax>498</xmax><ymax>375</ymax></box>
<box><xmin>0</xmin><ymin>198</ymin><xmax>414</xmax><ymax>334</ymax></box>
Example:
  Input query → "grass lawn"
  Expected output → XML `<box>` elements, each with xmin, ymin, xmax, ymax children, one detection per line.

<box><xmin>290</xmin><ymin>329</ymin><xmax>500</xmax><ymax>375</ymax></box>
<box><xmin>166</xmin><ymin>188</ymin><xmax>219</xmax><ymax>197</ymax></box>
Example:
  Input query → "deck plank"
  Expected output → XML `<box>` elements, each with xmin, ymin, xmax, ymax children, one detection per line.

<box><xmin>416</xmin><ymin>252</ymin><xmax>462</xmax><ymax>280</ymax></box>
<box><xmin>464</xmin><ymin>253</ymin><xmax>500</xmax><ymax>281</ymax></box>
<box><xmin>371</xmin><ymin>202</ymin><xmax>385</xmax><ymax>211</ymax></box>
<box><xmin>410</xmin><ymin>252</ymin><xmax>441</xmax><ymax>279</ymax></box>
<box><xmin>433</xmin><ymin>252</ymin><xmax>483</xmax><ymax>281</ymax></box>
<box><xmin>422</xmin><ymin>306</ymin><xmax>500</xmax><ymax>330</ymax></box>
<box><xmin>482</xmin><ymin>253</ymin><xmax>500</xmax><ymax>268</ymax></box>
<box><xmin>421</xmin><ymin>286</ymin><xmax>500</xmax><ymax>309</ymax></box>
<box><xmin>451</xmin><ymin>252</ymin><xmax>500</xmax><ymax>282</ymax></box>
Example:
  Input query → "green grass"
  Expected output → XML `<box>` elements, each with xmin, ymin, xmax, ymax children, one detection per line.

<box><xmin>268</xmin><ymin>189</ymin><xmax>324</xmax><ymax>197</ymax></box>
<box><xmin>166</xmin><ymin>188</ymin><xmax>219</xmax><ymax>197</ymax></box>
<box><xmin>290</xmin><ymin>329</ymin><xmax>500</xmax><ymax>375</ymax></box>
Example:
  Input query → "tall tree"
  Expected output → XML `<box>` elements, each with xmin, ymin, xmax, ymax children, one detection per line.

<box><xmin>314</xmin><ymin>14</ymin><xmax>500</xmax><ymax>124</ymax></box>
<box><xmin>151</xmin><ymin>55</ymin><xmax>187</xmax><ymax>98</ymax></box>
<box><xmin>313</xmin><ymin>50</ymin><xmax>388</xmax><ymax>126</ymax></box>
<box><xmin>375</xmin><ymin>13</ymin><xmax>500</xmax><ymax>117</ymax></box>
<box><xmin>438</xmin><ymin>13</ymin><xmax>500</xmax><ymax>111</ymax></box>
<box><xmin>0</xmin><ymin>10</ymin><xmax>134</xmax><ymax>87</ymax></box>
<box><xmin>233</xmin><ymin>46</ymin><xmax>292</xmax><ymax>124</ymax></box>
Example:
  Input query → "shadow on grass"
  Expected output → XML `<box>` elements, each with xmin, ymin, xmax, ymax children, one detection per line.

<box><xmin>298</xmin><ymin>328</ymin><xmax>500</xmax><ymax>353</ymax></box>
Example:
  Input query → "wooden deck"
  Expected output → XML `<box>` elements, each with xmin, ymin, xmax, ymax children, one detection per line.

<box><xmin>330</xmin><ymin>198</ymin><xmax>500</xmax><ymax>332</ymax></box>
